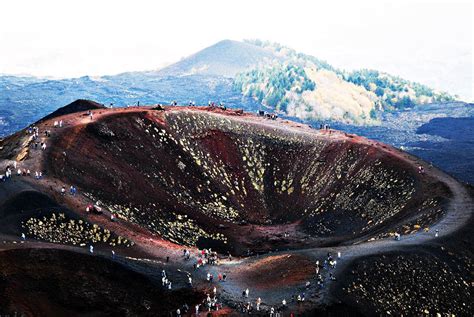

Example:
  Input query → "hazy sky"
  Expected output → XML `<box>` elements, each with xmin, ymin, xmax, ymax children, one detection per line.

<box><xmin>0</xmin><ymin>0</ymin><xmax>472</xmax><ymax>100</ymax></box>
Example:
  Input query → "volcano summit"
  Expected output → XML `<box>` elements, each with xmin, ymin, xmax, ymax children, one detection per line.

<box><xmin>0</xmin><ymin>100</ymin><xmax>472</xmax><ymax>316</ymax></box>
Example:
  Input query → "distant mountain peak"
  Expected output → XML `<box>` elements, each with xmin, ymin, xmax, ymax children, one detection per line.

<box><xmin>156</xmin><ymin>39</ymin><xmax>277</xmax><ymax>78</ymax></box>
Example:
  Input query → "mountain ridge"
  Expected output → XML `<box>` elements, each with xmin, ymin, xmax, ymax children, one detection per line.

<box><xmin>0</xmin><ymin>38</ymin><xmax>459</xmax><ymax>135</ymax></box>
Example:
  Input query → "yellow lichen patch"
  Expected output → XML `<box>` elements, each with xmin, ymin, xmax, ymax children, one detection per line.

<box><xmin>22</xmin><ymin>213</ymin><xmax>133</xmax><ymax>247</ymax></box>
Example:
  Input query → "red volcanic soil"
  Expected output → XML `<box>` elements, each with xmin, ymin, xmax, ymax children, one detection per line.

<box><xmin>239</xmin><ymin>254</ymin><xmax>315</xmax><ymax>291</ymax></box>
<box><xmin>0</xmin><ymin>101</ymin><xmax>472</xmax><ymax>316</ymax></box>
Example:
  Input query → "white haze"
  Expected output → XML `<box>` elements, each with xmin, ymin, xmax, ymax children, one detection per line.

<box><xmin>0</xmin><ymin>0</ymin><xmax>472</xmax><ymax>100</ymax></box>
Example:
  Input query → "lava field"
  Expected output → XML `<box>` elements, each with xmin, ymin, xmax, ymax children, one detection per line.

<box><xmin>0</xmin><ymin>100</ymin><xmax>472</xmax><ymax>316</ymax></box>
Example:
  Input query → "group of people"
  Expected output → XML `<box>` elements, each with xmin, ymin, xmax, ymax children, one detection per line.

<box><xmin>314</xmin><ymin>251</ymin><xmax>341</xmax><ymax>290</ymax></box>
<box><xmin>161</xmin><ymin>269</ymin><xmax>173</xmax><ymax>290</ymax></box>
<box><xmin>257</xmin><ymin>110</ymin><xmax>278</xmax><ymax>120</ymax></box>
<box><xmin>1</xmin><ymin>161</ymin><xmax>43</xmax><ymax>181</ymax></box>
<box><xmin>204</xmin><ymin>291</ymin><xmax>222</xmax><ymax>312</ymax></box>
<box><xmin>175</xmin><ymin>264</ymin><xmax>224</xmax><ymax>315</ymax></box>
<box><xmin>174</xmin><ymin>248</ymin><xmax>347</xmax><ymax>315</ymax></box>
<box><xmin>418</xmin><ymin>165</ymin><xmax>425</xmax><ymax>174</ymax></box>
<box><xmin>238</xmin><ymin>297</ymin><xmax>286</xmax><ymax>315</ymax></box>
<box><xmin>175</xmin><ymin>248</ymin><xmax>231</xmax><ymax>315</ymax></box>
<box><xmin>206</xmin><ymin>101</ymin><xmax>227</xmax><ymax>111</ymax></box>
<box><xmin>1</xmin><ymin>122</ymin><xmax>51</xmax><ymax>181</ymax></box>
<box><xmin>53</xmin><ymin>120</ymin><xmax>64</xmax><ymax>128</ymax></box>
<box><xmin>205</xmin><ymin>271</ymin><xmax>227</xmax><ymax>284</ymax></box>
<box><xmin>27</xmin><ymin>126</ymin><xmax>40</xmax><ymax>140</ymax></box>
<box><xmin>61</xmin><ymin>185</ymin><xmax>78</xmax><ymax>196</ymax></box>
<box><xmin>193</xmin><ymin>248</ymin><xmax>220</xmax><ymax>269</ymax></box>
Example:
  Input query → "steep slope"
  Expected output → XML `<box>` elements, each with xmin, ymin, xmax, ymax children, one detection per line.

<box><xmin>0</xmin><ymin>249</ymin><xmax>203</xmax><ymax>316</ymax></box>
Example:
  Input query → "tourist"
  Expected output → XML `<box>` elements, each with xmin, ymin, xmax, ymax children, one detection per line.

<box><xmin>418</xmin><ymin>165</ymin><xmax>425</xmax><ymax>174</ymax></box>
<box><xmin>245</xmin><ymin>288</ymin><xmax>249</xmax><ymax>298</ymax></box>
<box><xmin>89</xmin><ymin>245</ymin><xmax>94</xmax><ymax>253</ymax></box>
<box><xmin>317</xmin><ymin>274</ymin><xmax>324</xmax><ymax>288</ymax></box>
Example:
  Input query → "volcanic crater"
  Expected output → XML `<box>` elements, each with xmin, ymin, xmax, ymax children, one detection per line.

<box><xmin>0</xmin><ymin>100</ymin><xmax>471</xmax><ymax>316</ymax></box>
<box><xmin>45</xmin><ymin>105</ymin><xmax>448</xmax><ymax>254</ymax></box>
